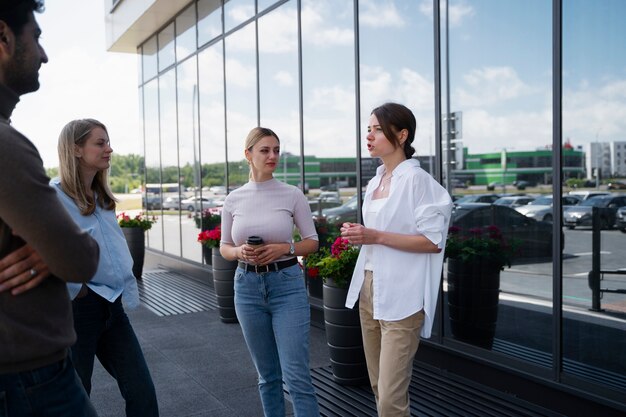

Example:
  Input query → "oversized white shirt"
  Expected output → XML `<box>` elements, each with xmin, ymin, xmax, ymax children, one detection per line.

<box><xmin>345</xmin><ymin>159</ymin><xmax>452</xmax><ymax>338</ymax></box>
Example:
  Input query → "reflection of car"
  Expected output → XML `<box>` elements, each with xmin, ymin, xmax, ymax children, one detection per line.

<box><xmin>607</xmin><ymin>181</ymin><xmax>626</xmax><ymax>190</ymax></box>
<box><xmin>493</xmin><ymin>196</ymin><xmax>535</xmax><ymax>208</ymax></box>
<box><xmin>515</xmin><ymin>195</ymin><xmax>581</xmax><ymax>222</ymax></box>
<box><xmin>616</xmin><ymin>207</ymin><xmax>626</xmax><ymax>233</ymax></box>
<box><xmin>563</xmin><ymin>194</ymin><xmax>626</xmax><ymax>229</ymax></box>
<box><xmin>142</xmin><ymin>194</ymin><xmax>161</xmax><ymax>210</ymax></box>
<box><xmin>486</xmin><ymin>182</ymin><xmax>504</xmax><ymax>191</ymax></box>
<box><xmin>162</xmin><ymin>195</ymin><xmax>183</xmax><ymax>210</ymax></box>
<box><xmin>513</xmin><ymin>180</ymin><xmax>537</xmax><ymax>190</ymax></box>
<box><xmin>181</xmin><ymin>196</ymin><xmax>217</xmax><ymax>212</ymax></box>
<box><xmin>567</xmin><ymin>190</ymin><xmax>610</xmax><ymax>201</ymax></box>
<box><xmin>452</xmin><ymin>203</ymin><xmax>553</xmax><ymax>259</ymax></box>
<box><xmin>453</xmin><ymin>194</ymin><xmax>501</xmax><ymax>205</ymax></box>
<box><xmin>451</xmin><ymin>179</ymin><xmax>468</xmax><ymax>189</ymax></box>
<box><xmin>318</xmin><ymin>191</ymin><xmax>341</xmax><ymax>204</ymax></box>
<box><xmin>313</xmin><ymin>193</ymin><xmax>362</xmax><ymax>225</ymax></box>
<box><xmin>309</xmin><ymin>191</ymin><xmax>342</xmax><ymax>214</ymax></box>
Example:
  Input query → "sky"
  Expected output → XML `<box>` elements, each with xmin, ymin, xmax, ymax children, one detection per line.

<box><xmin>11</xmin><ymin>0</ymin><xmax>140</xmax><ymax>168</ymax></box>
<box><xmin>12</xmin><ymin>0</ymin><xmax>626</xmax><ymax>168</ymax></box>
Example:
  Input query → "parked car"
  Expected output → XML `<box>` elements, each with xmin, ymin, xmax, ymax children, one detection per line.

<box><xmin>513</xmin><ymin>180</ymin><xmax>537</xmax><ymax>190</ymax></box>
<box><xmin>313</xmin><ymin>193</ymin><xmax>362</xmax><ymax>226</ymax></box>
<box><xmin>493</xmin><ymin>196</ymin><xmax>535</xmax><ymax>208</ymax></box>
<box><xmin>607</xmin><ymin>181</ymin><xmax>626</xmax><ymax>190</ymax></box>
<box><xmin>451</xmin><ymin>203</ymin><xmax>553</xmax><ymax>260</ymax></box>
<box><xmin>142</xmin><ymin>193</ymin><xmax>161</xmax><ymax>210</ymax></box>
<box><xmin>563</xmin><ymin>194</ymin><xmax>626</xmax><ymax>229</ymax></box>
<box><xmin>181</xmin><ymin>196</ymin><xmax>218</xmax><ymax>212</ymax></box>
<box><xmin>451</xmin><ymin>178</ymin><xmax>468</xmax><ymax>189</ymax></box>
<box><xmin>616</xmin><ymin>206</ymin><xmax>626</xmax><ymax>233</ymax></box>
<box><xmin>567</xmin><ymin>190</ymin><xmax>610</xmax><ymax>201</ymax></box>
<box><xmin>453</xmin><ymin>193</ymin><xmax>501</xmax><ymax>205</ymax></box>
<box><xmin>515</xmin><ymin>195</ymin><xmax>581</xmax><ymax>223</ymax></box>
<box><xmin>162</xmin><ymin>195</ymin><xmax>183</xmax><ymax>210</ymax></box>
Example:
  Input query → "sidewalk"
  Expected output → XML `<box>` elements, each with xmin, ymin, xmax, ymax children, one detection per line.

<box><xmin>89</xmin><ymin>268</ymin><xmax>331</xmax><ymax>417</ymax></box>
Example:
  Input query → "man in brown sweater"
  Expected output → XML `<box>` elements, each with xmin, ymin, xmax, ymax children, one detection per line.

<box><xmin>0</xmin><ymin>1</ymin><xmax>101</xmax><ymax>415</ymax></box>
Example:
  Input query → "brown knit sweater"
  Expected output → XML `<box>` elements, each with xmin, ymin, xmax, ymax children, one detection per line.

<box><xmin>0</xmin><ymin>84</ymin><xmax>100</xmax><ymax>373</ymax></box>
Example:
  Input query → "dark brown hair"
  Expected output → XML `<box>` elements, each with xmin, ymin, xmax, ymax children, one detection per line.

<box><xmin>0</xmin><ymin>1</ymin><xmax>44</xmax><ymax>36</ymax></box>
<box><xmin>371</xmin><ymin>102</ymin><xmax>416</xmax><ymax>159</ymax></box>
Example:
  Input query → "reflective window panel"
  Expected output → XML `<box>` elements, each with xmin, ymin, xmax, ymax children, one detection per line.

<box><xmin>198</xmin><ymin>0</ymin><xmax>223</xmax><ymax>47</ymax></box>
<box><xmin>258</xmin><ymin>0</ymin><xmax>299</xmax><ymax>187</ymax></box>
<box><xmin>301</xmin><ymin>0</ymin><xmax>357</xmax><ymax>240</ymax></box>
<box><xmin>225</xmin><ymin>23</ymin><xmax>257</xmax><ymax>188</ymax></box>
<box><xmin>441</xmin><ymin>0</ymin><xmax>554</xmax><ymax>361</ymax></box>
<box><xmin>562</xmin><ymin>0</ymin><xmax>626</xmax><ymax>394</ymax></box>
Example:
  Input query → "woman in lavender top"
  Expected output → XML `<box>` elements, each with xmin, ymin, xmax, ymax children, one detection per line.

<box><xmin>220</xmin><ymin>127</ymin><xmax>320</xmax><ymax>417</ymax></box>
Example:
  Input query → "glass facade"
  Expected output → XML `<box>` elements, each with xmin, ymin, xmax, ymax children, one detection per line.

<box><xmin>135</xmin><ymin>0</ymin><xmax>625</xmax><ymax>408</ymax></box>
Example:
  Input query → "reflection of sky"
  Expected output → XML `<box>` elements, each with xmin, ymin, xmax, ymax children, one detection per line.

<box><xmin>187</xmin><ymin>0</ymin><xmax>626</xmax><ymax>166</ymax></box>
<box><xmin>446</xmin><ymin>0</ymin><xmax>626</xmax><ymax>153</ymax></box>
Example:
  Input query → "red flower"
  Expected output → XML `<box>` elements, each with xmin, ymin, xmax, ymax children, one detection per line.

<box><xmin>330</xmin><ymin>237</ymin><xmax>350</xmax><ymax>258</ymax></box>
<box><xmin>307</xmin><ymin>267</ymin><xmax>319</xmax><ymax>278</ymax></box>
<box><xmin>198</xmin><ymin>225</ymin><xmax>221</xmax><ymax>248</ymax></box>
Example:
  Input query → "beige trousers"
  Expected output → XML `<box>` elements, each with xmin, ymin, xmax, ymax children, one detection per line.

<box><xmin>359</xmin><ymin>270</ymin><xmax>425</xmax><ymax>417</ymax></box>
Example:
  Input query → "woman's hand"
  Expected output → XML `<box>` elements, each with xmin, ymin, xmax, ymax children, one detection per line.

<box><xmin>248</xmin><ymin>243</ymin><xmax>289</xmax><ymax>266</ymax></box>
<box><xmin>340</xmin><ymin>222</ymin><xmax>378</xmax><ymax>245</ymax></box>
<box><xmin>0</xmin><ymin>244</ymin><xmax>50</xmax><ymax>295</ymax></box>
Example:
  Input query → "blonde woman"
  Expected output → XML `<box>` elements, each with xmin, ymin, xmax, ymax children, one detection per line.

<box><xmin>220</xmin><ymin>127</ymin><xmax>320</xmax><ymax>416</ymax></box>
<box><xmin>53</xmin><ymin>119</ymin><xmax>159</xmax><ymax>416</ymax></box>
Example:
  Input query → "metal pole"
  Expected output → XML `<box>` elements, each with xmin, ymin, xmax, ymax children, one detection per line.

<box><xmin>589</xmin><ymin>207</ymin><xmax>602</xmax><ymax>311</ymax></box>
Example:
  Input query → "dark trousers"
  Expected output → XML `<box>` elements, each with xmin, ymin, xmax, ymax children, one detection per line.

<box><xmin>71</xmin><ymin>289</ymin><xmax>159</xmax><ymax>417</ymax></box>
<box><xmin>0</xmin><ymin>356</ymin><xmax>97</xmax><ymax>416</ymax></box>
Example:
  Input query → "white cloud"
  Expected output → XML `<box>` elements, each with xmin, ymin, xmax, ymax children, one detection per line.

<box><xmin>274</xmin><ymin>71</ymin><xmax>295</xmax><ymax>87</ymax></box>
<box><xmin>564</xmin><ymin>79</ymin><xmax>626</xmax><ymax>141</ymax></box>
<box><xmin>360</xmin><ymin>0</ymin><xmax>406</xmax><ymax>28</ymax></box>
<box><xmin>456</xmin><ymin>66</ymin><xmax>530</xmax><ymax>107</ymax></box>
<box><xmin>301</xmin><ymin>3</ymin><xmax>354</xmax><ymax>47</ymax></box>
<box><xmin>224</xmin><ymin>57</ymin><xmax>256</xmax><ymax>88</ymax></box>
<box><xmin>419</xmin><ymin>0</ymin><xmax>475</xmax><ymax>27</ymax></box>
<box><xmin>258</xmin><ymin>7</ymin><xmax>298</xmax><ymax>53</ymax></box>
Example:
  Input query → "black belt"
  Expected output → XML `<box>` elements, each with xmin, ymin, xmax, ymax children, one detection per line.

<box><xmin>238</xmin><ymin>257</ymin><xmax>298</xmax><ymax>273</ymax></box>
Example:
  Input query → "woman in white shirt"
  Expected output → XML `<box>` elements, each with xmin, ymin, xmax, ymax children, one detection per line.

<box><xmin>341</xmin><ymin>103</ymin><xmax>452</xmax><ymax>417</ymax></box>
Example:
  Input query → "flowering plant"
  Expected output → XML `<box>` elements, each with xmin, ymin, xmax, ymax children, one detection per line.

<box><xmin>444</xmin><ymin>225</ymin><xmax>519</xmax><ymax>270</ymax></box>
<box><xmin>194</xmin><ymin>208</ymin><xmax>221</xmax><ymax>230</ymax></box>
<box><xmin>197</xmin><ymin>225</ymin><xmax>221</xmax><ymax>249</ymax></box>
<box><xmin>312</xmin><ymin>237</ymin><xmax>360</xmax><ymax>289</ymax></box>
<box><xmin>117</xmin><ymin>212</ymin><xmax>157</xmax><ymax>231</ymax></box>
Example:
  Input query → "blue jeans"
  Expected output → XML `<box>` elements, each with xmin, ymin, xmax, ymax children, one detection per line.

<box><xmin>0</xmin><ymin>356</ymin><xmax>97</xmax><ymax>416</ymax></box>
<box><xmin>71</xmin><ymin>289</ymin><xmax>158</xmax><ymax>417</ymax></box>
<box><xmin>234</xmin><ymin>264</ymin><xmax>319</xmax><ymax>417</ymax></box>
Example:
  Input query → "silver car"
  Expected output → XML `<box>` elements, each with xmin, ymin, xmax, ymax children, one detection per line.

<box><xmin>181</xmin><ymin>196</ymin><xmax>217</xmax><ymax>212</ymax></box>
<box><xmin>516</xmin><ymin>195</ymin><xmax>581</xmax><ymax>223</ymax></box>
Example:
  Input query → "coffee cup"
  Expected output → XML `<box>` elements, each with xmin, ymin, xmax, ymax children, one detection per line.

<box><xmin>247</xmin><ymin>236</ymin><xmax>264</xmax><ymax>247</ymax></box>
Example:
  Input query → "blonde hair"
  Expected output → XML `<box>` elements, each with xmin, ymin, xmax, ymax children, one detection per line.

<box><xmin>245</xmin><ymin>127</ymin><xmax>280</xmax><ymax>151</ymax></box>
<box><xmin>58</xmin><ymin>118</ymin><xmax>117</xmax><ymax>215</ymax></box>
<box><xmin>244</xmin><ymin>127</ymin><xmax>280</xmax><ymax>180</ymax></box>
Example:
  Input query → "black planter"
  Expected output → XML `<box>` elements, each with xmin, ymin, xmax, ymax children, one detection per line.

<box><xmin>122</xmin><ymin>227</ymin><xmax>145</xmax><ymax>280</ymax></box>
<box><xmin>306</xmin><ymin>273</ymin><xmax>323</xmax><ymax>299</ymax></box>
<box><xmin>202</xmin><ymin>245</ymin><xmax>212</xmax><ymax>266</ymax></box>
<box><xmin>447</xmin><ymin>258</ymin><xmax>501</xmax><ymax>349</ymax></box>
<box><xmin>323</xmin><ymin>278</ymin><xmax>369</xmax><ymax>386</ymax></box>
<box><xmin>211</xmin><ymin>248</ymin><xmax>238</xmax><ymax>323</ymax></box>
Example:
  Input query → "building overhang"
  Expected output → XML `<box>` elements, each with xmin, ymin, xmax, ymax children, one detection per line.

<box><xmin>105</xmin><ymin>0</ymin><xmax>191</xmax><ymax>53</ymax></box>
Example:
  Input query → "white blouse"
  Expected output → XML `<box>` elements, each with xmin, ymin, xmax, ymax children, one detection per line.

<box><xmin>363</xmin><ymin>198</ymin><xmax>386</xmax><ymax>271</ymax></box>
<box><xmin>345</xmin><ymin>159</ymin><xmax>452</xmax><ymax>338</ymax></box>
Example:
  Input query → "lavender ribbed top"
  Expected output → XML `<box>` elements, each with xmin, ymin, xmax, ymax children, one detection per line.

<box><xmin>221</xmin><ymin>178</ymin><xmax>318</xmax><ymax>261</ymax></box>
